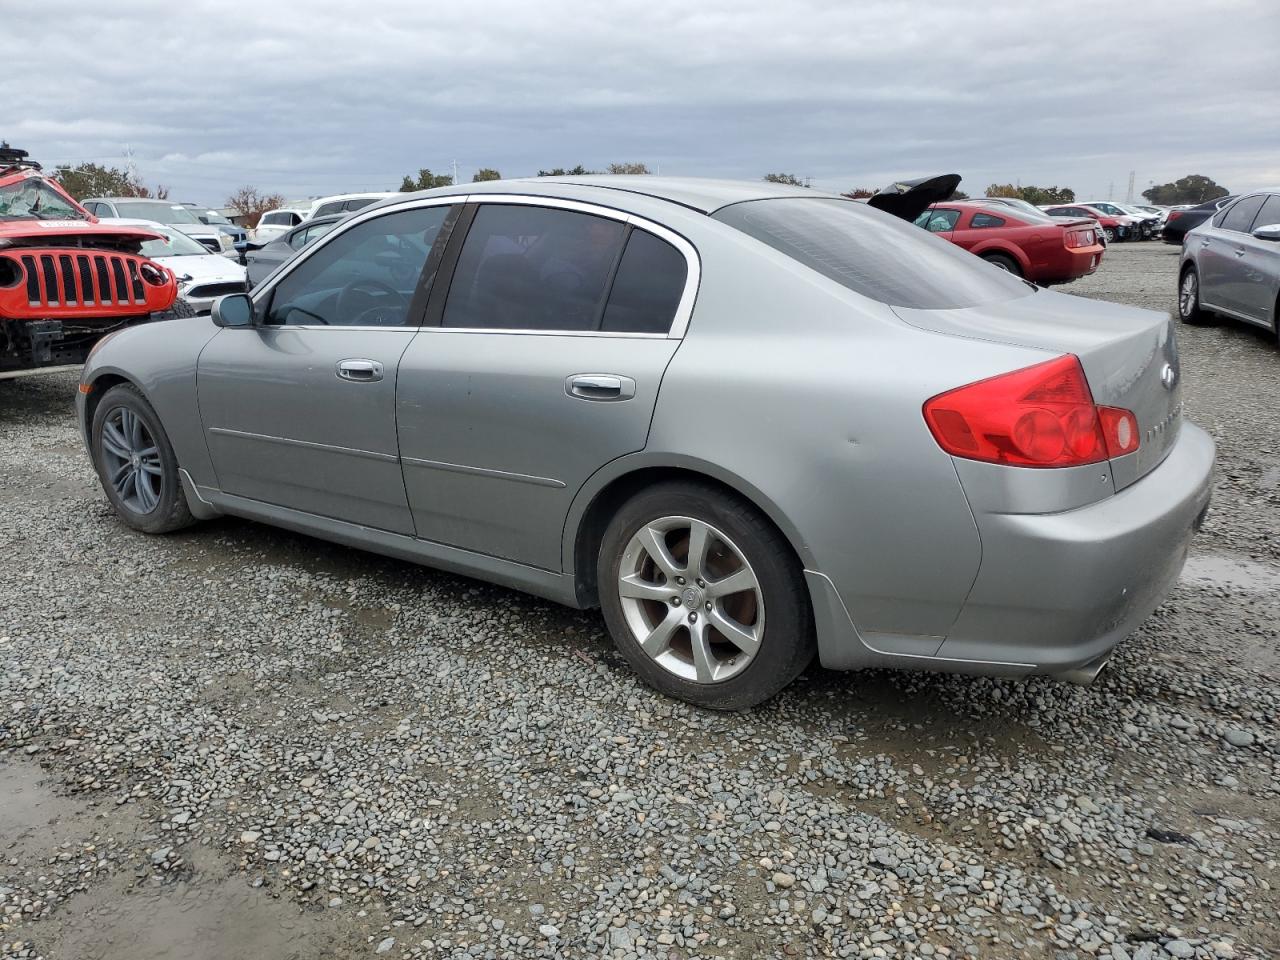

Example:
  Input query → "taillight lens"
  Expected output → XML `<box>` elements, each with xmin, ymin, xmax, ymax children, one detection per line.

<box><xmin>1166</xmin><ymin>210</ymin><xmax>1183</xmax><ymax>223</ymax></box>
<box><xmin>923</xmin><ymin>355</ymin><xmax>1140</xmax><ymax>468</ymax></box>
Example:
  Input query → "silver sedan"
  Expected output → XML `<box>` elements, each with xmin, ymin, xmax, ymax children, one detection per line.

<box><xmin>1178</xmin><ymin>189</ymin><xmax>1280</xmax><ymax>335</ymax></box>
<box><xmin>76</xmin><ymin>177</ymin><xmax>1214</xmax><ymax>709</ymax></box>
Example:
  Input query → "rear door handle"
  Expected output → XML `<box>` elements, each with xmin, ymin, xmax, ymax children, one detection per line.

<box><xmin>565</xmin><ymin>374</ymin><xmax>636</xmax><ymax>402</ymax></box>
<box><xmin>336</xmin><ymin>358</ymin><xmax>384</xmax><ymax>382</ymax></box>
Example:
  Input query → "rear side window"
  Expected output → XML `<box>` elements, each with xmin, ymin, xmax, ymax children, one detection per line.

<box><xmin>1219</xmin><ymin>194</ymin><xmax>1266</xmax><ymax>233</ymax></box>
<box><xmin>345</xmin><ymin>198</ymin><xmax>376</xmax><ymax>212</ymax></box>
<box><xmin>601</xmin><ymin>229</ymin><xmax>687</xmax><ymax>334</ymax></box>
<box><xmin>970</xmin><ymin>213</ymin><xmax>1006</xmax><ymax>228</ymax></box>
<box><xmin>442</xmin><ymin>205</ymin><xmax>626</xmax><ymax>330</ymax></box>
<box><xmin>714</xmin><ymin>198</ymin><xmax>1032</xmax><ymax>309</ymax></box>
<box><xmin>313</xmin><ymin>201</ymin><xmax>345</xmax><ymax>218</ymax></box>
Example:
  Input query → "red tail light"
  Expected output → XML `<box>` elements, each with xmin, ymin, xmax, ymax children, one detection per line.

<box><xmin>923</xmin><ymin>355</ymin><xmax>1140</xmax><ymax>468</ymax></box>
<box><xmin>1166</xmin><ymin>210</ymin><xmax>1183</xmax><ymax>223</ymax></box>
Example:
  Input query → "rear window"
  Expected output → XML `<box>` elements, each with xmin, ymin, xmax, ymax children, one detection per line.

<box><xmin>713</xmin><ymin>198</ymin><xmax>1033</xmax><ymax>309</ymax></box>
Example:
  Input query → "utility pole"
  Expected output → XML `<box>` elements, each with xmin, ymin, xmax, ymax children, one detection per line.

<box><xmin>1125</xmin><ymin>170</ymin><xmax>1135</xmax><ymax>203</ymax></box>
<box><xmin>124</xmin><ymin>143</ymin><xmax>138</xmax><ymax>188</ymax></box>
<box><xmin>452</xmin><ymin>159</ymin><xmax>459</xmax><ymax>186</ymax></box>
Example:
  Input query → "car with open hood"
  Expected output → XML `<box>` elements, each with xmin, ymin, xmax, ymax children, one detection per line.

<box><xmin>0</xmin><ymin>145</ymin><xmax>185</xmax><ymax>379</ymax></box>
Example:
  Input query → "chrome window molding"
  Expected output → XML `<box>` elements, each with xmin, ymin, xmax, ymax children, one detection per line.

<box><xmin>248</xmin><ymin>191</ymin><xmax>702</xmax><ymax>340</ymax></box>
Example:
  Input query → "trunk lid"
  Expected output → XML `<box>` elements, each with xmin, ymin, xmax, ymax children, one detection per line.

<box><xmin>894</xmin><ymin>291</ymin><xmax>1182</xmax><ymax>489</ymax></box>
<box><xmin>868</xmin><ymin>174</ymin><xmax>963</xmax><ymax>222</ymax></box>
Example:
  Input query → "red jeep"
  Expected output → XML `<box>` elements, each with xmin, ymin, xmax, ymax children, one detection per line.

<box><xmin>0</xmin><ymin>145</ymin><xmax>185</xmax><ymax>379</ymax></box>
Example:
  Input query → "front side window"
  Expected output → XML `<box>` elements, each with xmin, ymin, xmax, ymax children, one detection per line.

<box><xmin>1251</xmin><ymin>195</ymin><xmax>1280</xmax><ymax>232</ymax></box>
<box><xmin>715</xmin><ymin>198</ymin><xmax>1032</xmax><ymax>310</ymax></box>
<box><xmin>970</xmin><ymin>212</ymin><xmax>1006</xmax><ymax>228</ymax></box>
<box><xmin>264</xmin><ymin>205</ymin><xmax>452</xmax><ymax>327</ymax></box>
<box><xmin>1219</xmin><ymin>194</ymin><xmax>1266</xmax><ymax>233</ymax></box>
<box><xmin>442</xmin><ymin>204</ymin><xmax>626</xmax><ymax>330</ymax></box>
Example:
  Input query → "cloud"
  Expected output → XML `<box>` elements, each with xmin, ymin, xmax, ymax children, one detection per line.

<box><xmin>5</xmin><ymin>0</ymin><xmax>1275</xmax><ymax>204</ymax></box>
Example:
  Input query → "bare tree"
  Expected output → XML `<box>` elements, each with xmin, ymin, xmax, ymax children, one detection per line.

<box><xmin>226</xmin><ymin>186</ymin><xmax>287</xmax><ymax>228</ymax></box>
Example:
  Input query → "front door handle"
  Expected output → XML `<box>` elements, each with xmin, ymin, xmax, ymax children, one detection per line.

<box><xmin>1234</xmin><ymin>248</ymin><xmax>1246</xmax><ymax>257</ymax></box>
<box><xmin>565</xmin><ymin>374</ymin><xmax>636</xmax><ymax>402</ymax></box>
<box><xmin>336</xmin><ymin>358</ymin><xmax>384</xmax><ymax>382</ymax></box>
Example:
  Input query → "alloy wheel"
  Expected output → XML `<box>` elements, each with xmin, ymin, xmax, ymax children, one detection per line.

<box><xmin>1179</xmin><ymin>270</ymin><xmax>1198</xmax><ymax>319</ymax></box>
<box><xmin>99</xmin><ymin>406</ymin><xmax>163</xmax><ymax>514</ymax></box>
<box><xmin>617</xmin><ymin>516</ymin><xmax>765</xmax><ymax>684</ymax></box>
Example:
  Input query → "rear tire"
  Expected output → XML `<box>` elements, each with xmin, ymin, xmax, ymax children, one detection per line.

<box><xmin>982</xmin><ymin>253</ymin><xmax>1022</xmax><ymax>276</ymax></box>
<box><xmin>597</xmin><ymin>481</ymin><xmax>815</xmax><ymax>710</ymax></box>
<box><xmin>90</xmin><ymin>384</ymin><xmax>195</xmax><ymax>534</ymax></box>
<box><xmin>1178</xmin><ymin>265</ymin><xmax>1213</xmax><ymax>326</ymax></box>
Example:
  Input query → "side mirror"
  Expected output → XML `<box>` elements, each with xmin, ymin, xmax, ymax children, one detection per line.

<box><xmin>211</xmin><ymin>293</ymin><xmax>256</xmax><ymax>328</ymax></box>
<box><xmin>1251</xmin><ymin>223</ymin><xmax>1280</xmax><ymax>242</ymax></box>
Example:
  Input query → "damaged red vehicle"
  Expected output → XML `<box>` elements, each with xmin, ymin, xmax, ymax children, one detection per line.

<box><xmin>0</xmin><ymin>145</ymin><xmax>185</xmax><ymax>379</ymax></box>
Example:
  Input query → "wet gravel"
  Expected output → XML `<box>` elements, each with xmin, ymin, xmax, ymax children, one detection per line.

<box><xmin>1</xmin><ymin>241</ymin><xmax>1277</xmax><ymax>959</ymax></box>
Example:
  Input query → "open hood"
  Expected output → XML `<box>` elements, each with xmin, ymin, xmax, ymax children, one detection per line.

<box><xmin>867</xmin><ymin>174</ymin><xmax>962</xmax><ymax>222</ymax></box>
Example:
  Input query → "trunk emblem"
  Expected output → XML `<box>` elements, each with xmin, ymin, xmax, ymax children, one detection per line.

<box><xmin>1160</xmin><ymin>363</ymin><xmax>1178</xmax><ymax>390</ymax></box>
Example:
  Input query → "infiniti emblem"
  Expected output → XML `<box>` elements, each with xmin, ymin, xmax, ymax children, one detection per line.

<box><xmin>1160</xmin><ymin>363</ymin><xmax>1178</xmax><ymax>390</ymax></box>
<box><xmin>681</xmin><ymin>587</ymin><xmax>700</xmax><ymax>607</ymax></box>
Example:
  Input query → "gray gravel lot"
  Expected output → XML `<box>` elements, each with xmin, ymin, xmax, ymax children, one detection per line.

<box><xmin>1</xmin><ymin>241</ymin><xmax>1276</xmax><ymax>959</ymax></box>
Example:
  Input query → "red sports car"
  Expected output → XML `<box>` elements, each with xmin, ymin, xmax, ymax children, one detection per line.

<box><xmin>914</xmin><ymin>201</ymin><xmax>1104</xmax><ymax>285</ymax></box>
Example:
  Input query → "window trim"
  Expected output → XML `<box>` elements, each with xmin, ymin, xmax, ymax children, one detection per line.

<box><xmin>248</xmin><ymin>193</ymin><xmax>700</xmax><ymax>338</ymax></box>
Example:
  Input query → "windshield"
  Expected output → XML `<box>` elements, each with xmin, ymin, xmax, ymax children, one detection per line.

<box><xmin>714</xmin><ymin>198</ymin><xmax>1033</xmax><ymax>310</ymax></box>
<box><xmin>136</xmin><ymin>226</ymin><xmax>209</xmax><ymax>257</ymax></box>
<box><xmin>113</xmin><ymin>201</ymin><xmax>201</xmax><ymax>225</ymax></box>
<box><xmin>200</xmin><ymin>211</ymin><xmax>233</xmax><ymax>225</ymax></box>
<box><xmin>0</xmin><ymin>177</ymin><xmax>87</xmax><ymax>220</ymax></box>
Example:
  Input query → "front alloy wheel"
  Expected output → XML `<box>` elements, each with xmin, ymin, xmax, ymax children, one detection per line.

<box><xmin>98</xmin><ymin>406</ymin><xmax>163</xmax><ymax>514</ymax></box>
<box><xmin>617</xmin><ymin>516</ymin><xmax>764</xmax><ymax>684</ymax></box>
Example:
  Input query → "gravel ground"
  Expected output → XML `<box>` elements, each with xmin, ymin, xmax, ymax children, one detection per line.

<box><xmin>1</xmin><ymin>241</ymin><xmax>1276</xmax><ymax>960</ymax></box>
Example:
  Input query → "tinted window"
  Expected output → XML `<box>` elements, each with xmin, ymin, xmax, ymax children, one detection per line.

<box><xmin>265</xmin><ymin>206</ymin><xmax>451</xmax><ymax>327</ymax></box>
<box><xmin>345</xmin><ymin>198</ymin><xmax>376</xmax><ymax>212</ymax></box>
<box><xmin>1220</xmin><ymin>195</ymin><xmax>1267</xmax><ymax>233</ymax></box>
<box><xmin>1252</xmin><ymin>195</ymin><xmax>1280</xmax><ymax>231</ymax></box>
<box><xmin>442</xmin><ymin>205</ymin><xmax>625</xmax><ymax>330</ymax></box>
<box><xmin>313</xmin><ymin>201</ymin><xmax>345</xmax><ymax>218</ymax></box>
<box><xmin>970</xmin><ymin>212</ymin><xmax>1006</xmax><ymax>228</ymax></box>
<box><xmin>715</xmin><ymin>198</ymin><xmax>1032</xmax><ymax>309</ymax></box>
<box><xmin>913</xmin><ymin>208</ymin><xmax>960</xmax><ymax>232</ymax></box>
<box><xmin>261</xmin><ymin>212</ymin><xmax>291</xmax><ymax>226</ymax></box>
<box><xmin>600</xmin><ymin>229</ymin><xmax>687</xmax><ymax>334</ymax></box>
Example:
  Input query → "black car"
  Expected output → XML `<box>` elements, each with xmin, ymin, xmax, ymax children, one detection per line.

<box><xmin>241</xmin><ymin>214</ymin><xmax>344</xmax><ymax>288</ymax></box>
<box><xmin>1163</xmin><ymin>196</ymin><xmax>1237</xmax><ymax>245</ymax></box>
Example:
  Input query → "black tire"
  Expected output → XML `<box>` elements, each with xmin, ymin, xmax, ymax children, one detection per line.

<box><xmin>169</xmin><ymin>297</ymin><xmax>198</xmax><ymax>319</ymax></box>
<box><xmin>1178</xmin><ymin>265</ymin><xmax>1212</xmax><ymax>326</ymax></box>
<box><xmin>1103</xmin><ymin>227</ymin><xmax>1116</xmax><ymax>243</ymax></box>
<box><xmin>982</xmin><ymin>252</ymin><xmax>1022</xmax><ymax>276</ymax></box>
<box><xmin>90</xmin><ymin>384</ymin><xmax>195</xmax><ymax>534</ymax></box>
<box><xmin>597</xmin><ymin>481</ymin><xmax>815</xmax><ymax>710</ymax></box>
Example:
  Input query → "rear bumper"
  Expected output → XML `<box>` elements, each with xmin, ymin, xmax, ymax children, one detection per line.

<box><xmin>808</xmin><ymin>422</ymin><xmax>1215</xmax><ymax>677</ymax></box>
<box><xmin>1042</xmin><ymin>246</ymin><xmax>1104</xmax><ymax>283</ymax></box>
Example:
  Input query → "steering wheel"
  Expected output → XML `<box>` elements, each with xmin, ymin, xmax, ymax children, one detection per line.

<box><xmin>336</xmin><ymin>278</ymin><xmax>409</xmax><ymax>326</ymax></box>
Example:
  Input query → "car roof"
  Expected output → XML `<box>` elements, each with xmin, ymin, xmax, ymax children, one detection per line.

<box><xmin>388</xmin><ymin>176</ymin><xmax>841</xmax><ymax>216</ymax></box>
<box><xmin>85</xmin><ymin>197</ymin><xmax>178</xmax><ymax>204</ymax></box>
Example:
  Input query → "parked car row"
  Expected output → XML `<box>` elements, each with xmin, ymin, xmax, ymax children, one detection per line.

<box><xmin>250</xmin><ymin>192</ymin><xmax>396</xmax><ymax>242</ymax></box>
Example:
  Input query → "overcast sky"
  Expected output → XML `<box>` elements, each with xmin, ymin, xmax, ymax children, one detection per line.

<box><xmin>5</xmin><ymin>0</ymin><xmax>1277</xmax><ymax>206</ymax></box>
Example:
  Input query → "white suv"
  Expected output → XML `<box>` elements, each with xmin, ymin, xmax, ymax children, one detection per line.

<box><xmin>252</xmin><ymin>208</ymin><xmax>310</xmax><ymax>243</ymax></box>
<box><xmin>306</xmin><ymin>193</ymin><xmax>397</xmax><ymax>220</ymax></box>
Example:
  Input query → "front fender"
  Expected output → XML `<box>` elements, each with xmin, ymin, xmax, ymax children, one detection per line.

<box><xmin>80</xmin><ymin>316</ymin><xmax>222</xmax><ymax>488</ymax></box>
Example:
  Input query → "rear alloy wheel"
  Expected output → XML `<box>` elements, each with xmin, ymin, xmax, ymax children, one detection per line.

<box><xmin>598</xmin><ymin>482</ymin><xmax>814</xmax><ymax>710</ymax></box>
<box><xmin>982</xmin><ymin>253</ymin><xmax>1021</xmax><ymax>276</ymax></box>
<box><xmin>1178</xmin><ymin>266</ymin><xmax>1211</xmax><ymax>326</ymax></box>
<box><xmin>90</xmin><ymin>384</ymin><xmax>195</xmax><ymax>534</ymax></box>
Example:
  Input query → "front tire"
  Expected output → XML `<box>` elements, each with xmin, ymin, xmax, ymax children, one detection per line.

<box><xmin>597</xmin><ymin>481</ymin><xmax>815</xmax><ymax>710</ymax></box>
<box><xmin>1178</xmin><ymin>265</ymin><xmax>1212</xmax><ymax>326</ymax></box>
<box><xmin>1103</xmin><ymin>226</ymin><xmax>1116</xmax><ymax>243</ymax></box>
<box><xmin>90</xmin><ymin>384</ymin><xmax>195</xmax><ymax>534</ymax></box>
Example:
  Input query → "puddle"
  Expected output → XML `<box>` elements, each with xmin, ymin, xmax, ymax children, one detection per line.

<box><xmin>1181</xmin><ymin>553</ymin><xmax>1280</xmax><ymax>593</ymax></box>
<box><xmin>0</xmin><ymin>762</ymin><xmax>84</xmax><ymax>856</ymax></box>
<box><xmin>45</xmin><ymin>873</ymin><xmax>347</xmax><ymax>960</ymax></box>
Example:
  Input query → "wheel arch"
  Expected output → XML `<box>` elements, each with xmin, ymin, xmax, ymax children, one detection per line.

<box><xmin>564</xmin><ymin>454</ymin><xmax>814</xmax><ymax>608</ymax></box>
<box><xmin>81</xmin><ymin>369</ymin><xmax>148</xmax><ymax>447</ymax></box>
<box><xmin>974</xmin><ymin>242</ymin><xmax>1029</xmax><ymax>274</ymax></box>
